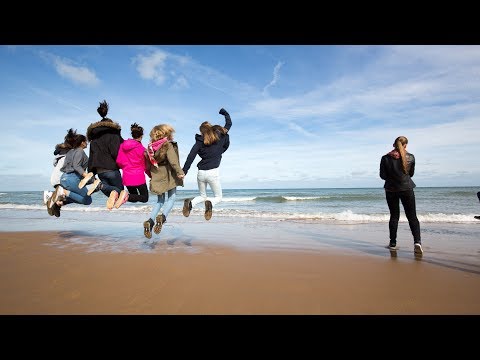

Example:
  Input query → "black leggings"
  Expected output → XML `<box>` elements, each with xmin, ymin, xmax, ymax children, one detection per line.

<box><xmin>126</xmin><ymin>184</ymin><xmax>149</xmax><ymax>203</ymax></box>
<box><xmin>385</xmin><ymin>189</ymin><xmax>421</xmax><ymax>244</ymax></box>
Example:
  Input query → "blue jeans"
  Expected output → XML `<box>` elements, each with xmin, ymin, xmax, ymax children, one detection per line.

<box><xmin>98</xmin><ymin>170</ymin><xmax>124</xmax><ymax>197</ymax></box>
<box><xmin>191</xmin><ymin>168</ymin><xmax>223</xmax><ymax>208</ymax></box>
<box><xmin>60</xmin><ymin>172</ymin><xmax>93</xmax><ymax>205</ymax></box>
<box><xmin>149</xmin><ymin>188</ymin><xmax>176</xmax><ymax>221</ymax></box>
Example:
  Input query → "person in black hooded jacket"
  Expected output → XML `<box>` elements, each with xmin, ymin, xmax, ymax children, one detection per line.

<box><xmin>86</xmin><ymin>100</ymin><xmax>124</xmax><ymax>210</ymax></box>
<box><xmin>380</xmin><ymin>135</ymin><xmax>422</xmax><ymax>255</ymax></box>
<box><xmin>181</xmin><ymin>108</ymin><xmax>232</xmax><ymax>221</ymax></box>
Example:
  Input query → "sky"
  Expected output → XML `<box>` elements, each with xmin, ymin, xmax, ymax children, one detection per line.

<box><xmin>0</xmin><ymin>45</ymin><xmax>479</xmax><ymax>191</ymax></box>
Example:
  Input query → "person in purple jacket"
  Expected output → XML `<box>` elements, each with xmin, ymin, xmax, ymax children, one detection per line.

<box><xmin>181</xmin><ymin>108</ymin><xmax>232</xmax><ymax>221</ymax></box>
<box><xmin>115</xmin><ymin>123</ymin><xmax>151</xmax><ymax>208</ymax></box>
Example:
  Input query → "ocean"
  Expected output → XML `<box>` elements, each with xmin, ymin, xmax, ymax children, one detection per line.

<box><xmin>1</xmin><ymin>187</ymin><xmax>479</xmax><ymax>223</ymax></box>
<box><xmin>0</xmin><ymin>187</ymin><xmax>479</xmax><ymax>264</ymax></box>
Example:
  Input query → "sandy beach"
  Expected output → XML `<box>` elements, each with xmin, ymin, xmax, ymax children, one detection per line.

<box><xmin>1</xmin><ymin>223</ymin><xmax>480</xmax><ymax>315</ymax></box>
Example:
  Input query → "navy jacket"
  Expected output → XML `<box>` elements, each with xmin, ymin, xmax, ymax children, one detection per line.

<box><xmin>183</xmin><ymin>111</ymin><xmax>232</xmax><ymax>175</ymax></box>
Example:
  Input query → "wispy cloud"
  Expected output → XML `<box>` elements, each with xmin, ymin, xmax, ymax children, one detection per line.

<box><xmin>262</xmin><ymin>61</ymin><xmax>284</xmax><ymax>96</ymax></box>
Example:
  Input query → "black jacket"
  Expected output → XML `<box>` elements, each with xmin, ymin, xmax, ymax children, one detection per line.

<box><xmin>183</xmin><ymin>111</ymin><xmax>232</xmax><ymax>175</ymax></box>
<box><xmin>380</xmin><ymin>151</ymin><xmax>416</xmax><ymax>192</ymax></box>
<box><xmin>86</xmin><ymin>119</ymin><xmax>123</xmax><ymax>174</ymax></box>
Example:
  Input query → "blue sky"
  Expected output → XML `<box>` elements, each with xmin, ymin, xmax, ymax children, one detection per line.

<box><xmin>0</xmin><ymin>45</ymin><xmax>479</xmax><ymax>191</ymax></box>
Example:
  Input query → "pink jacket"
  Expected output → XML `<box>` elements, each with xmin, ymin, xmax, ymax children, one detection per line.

<box><xmin>116</xmin><ymin>139</ymin><xmax>151</xmax><ymax>186</ymax></box>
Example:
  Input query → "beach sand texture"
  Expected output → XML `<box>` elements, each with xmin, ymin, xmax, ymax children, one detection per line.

<box><xmin>1</xmin><ymin>220</ymin><xmax>479</xmax><ymax>314</ymax></box>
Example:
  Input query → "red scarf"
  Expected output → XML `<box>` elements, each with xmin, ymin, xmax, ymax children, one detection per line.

<box><xmin>387</xmin><ymin>149</ymin><xmax>400</xmax><ymax>159</ymax></box>
<box><xmin>147</xmin><ymin>138</ymin><xmax>168</xmax><ymax>168</ymax></box>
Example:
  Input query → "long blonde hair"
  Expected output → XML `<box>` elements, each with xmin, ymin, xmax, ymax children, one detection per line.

<box><xmin>393</xmin><ymin>136</ymin><xmax>409</xmax><ymax>174</ymax></box>
<box><xmin>200</xmin><ymin>121</ymin><xmax>227</xmax><ymax>145</ymax></box>
<box><xmin>150</xmin><ymin>124</ymin><xmax>175</xmax><ymax>159</ymax></box>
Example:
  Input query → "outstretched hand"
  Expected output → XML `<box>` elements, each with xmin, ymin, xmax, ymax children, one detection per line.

<box><xmin>219</xmin><ymin>108</ymin><xmax>228</xmax><ymax>115</ymax></box>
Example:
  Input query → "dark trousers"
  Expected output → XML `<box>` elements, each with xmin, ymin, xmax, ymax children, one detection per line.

<box><xmin>477</xmin><ymin>191</ymin><xmax>480</xmax><ymax>202</ymax></box>
<box><xmin>126</xmin><ymin>184</ymin><xmax>149</xmax><ymax>203</ymax></box>
<box><xmin>98</xmin><ymin>170</ymin><xmax>124</xmax><ymax>197</ymax></box>
<box><xmin>385</xmin><ymin>189</ymin><xmax>421</xmax><ymax>244</ymax></box>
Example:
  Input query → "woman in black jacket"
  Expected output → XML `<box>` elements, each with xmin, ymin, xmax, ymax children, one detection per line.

<box><xmin>86</xmin><ymin>100</ymin><xmax>124</xmax><ymax>210</ymax></box>
<box><xmin>181</xmin><ymin>108</ymin><xmax>232</xmax><ymax>221</ymax></box>
<box><xmin>380</xmin><ymin>136</ymin><xmax>422</xmax><ymax>255</ymax></box>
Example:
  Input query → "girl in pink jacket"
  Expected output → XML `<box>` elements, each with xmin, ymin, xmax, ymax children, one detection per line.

<box><xmin>115</xmin><ymin>123</ymin><xmax>151</xmax><ymax>208</ymax></box>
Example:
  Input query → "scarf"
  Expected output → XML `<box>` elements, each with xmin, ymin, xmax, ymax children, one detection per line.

<box><xmin>387</xmin><ymin>149</ymin><xmax>400</xmax><ymax>159</ymax></box>
<box><xmin>147</xmin><ymin>137</ymin><xmax>168</xmax><ymax>168</ymax></box>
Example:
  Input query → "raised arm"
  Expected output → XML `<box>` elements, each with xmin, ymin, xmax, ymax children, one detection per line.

<box><xmin>219</xmin><ymin>108</ymin><xmax>232</xmax><ymax>132</ymax></box>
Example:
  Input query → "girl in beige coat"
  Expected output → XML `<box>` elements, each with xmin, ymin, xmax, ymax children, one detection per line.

<box><xmin>143</xmin><ymin>124</ymin><xmax>185</xmax><ymax>239</ymax></box>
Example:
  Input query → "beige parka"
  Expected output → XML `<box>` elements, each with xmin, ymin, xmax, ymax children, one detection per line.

<box><xmin>148</xmin><ymin>141</ymin><xmax>184</xmax><ymax>195</ymax></box>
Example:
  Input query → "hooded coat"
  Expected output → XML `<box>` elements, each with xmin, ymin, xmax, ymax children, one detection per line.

<box><xmin>86</xmin><ymin>119</ymin><xmax>123</xmax><ymax>174</ymax></box>
<box><xmin>116</xmin><ymin>139</ymin><xmax>151</xmax><ymax>186</ymax></box>
<box><xmin>149</xmin><ymin>141</ymin><xmax>184</xmax><ymax>195</ymax></box>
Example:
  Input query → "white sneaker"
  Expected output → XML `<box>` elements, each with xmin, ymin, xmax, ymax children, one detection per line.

<box><xmin>48</xmin><ymin>186</ymin><xmax>65</xmax><ymax>208</ymax></box>
<box><xmin>414</xmin><ymin>243</ymin><xmax>423</xmax><ymax>255</ymax></box>
<box><xmin>43</xmin><ymin>190</ymin><xmax>53</xmax><ymax>205</ymax></box>
<box><xmin>87</xmin><ymin>179</ymin><xmax>102</xmax><ymax>196</ymax></box>
<box><xmin>78</xmin><ymin>172</ymin><xmax>94</xmax><ymax>189</ymax></box>
<box><xmin>107</xmin><ymin>190</ymin><xmax>119</xmax><ymax>210</ymax></box>
<box><xmin>114</xmin><ymin>190</ymin><xmax>129</xmax><ymax>209</ymax></box>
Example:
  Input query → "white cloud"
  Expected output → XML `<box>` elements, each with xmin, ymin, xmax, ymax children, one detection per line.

<box><xmin>134</xmin><ymin>50</ymin><xmax>168</xmax><ymax>85</ymax></box>
<box><xmin>53</xmin><ymin>57</ymin><xmax>100</xmax><ymax>87</ymax></box>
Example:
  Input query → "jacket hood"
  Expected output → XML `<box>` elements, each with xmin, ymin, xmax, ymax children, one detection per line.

<box><xmin>195</xmin><ymin>134</ymin><xmax>204</xmax><ymax>142</ymax></box>
<box><xmin>121</xmin><ymin>139</ymin><xmax>143</xmax><ymax>152</ymax></box>
<box><xmin>87</xmin><ymin>119</ymin><xmax>122</xmax><ymax>141</ymax></box>
<box><xmin>54</xmin><ymin>143</ymin><xmax>71</xmax><ymax>155</ymax></box>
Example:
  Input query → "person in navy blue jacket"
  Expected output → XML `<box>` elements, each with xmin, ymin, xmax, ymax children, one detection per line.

<box><xmin>181</xmin><ymin>108</ymin><xmax>232</xmax><ymax>221</ymax></box>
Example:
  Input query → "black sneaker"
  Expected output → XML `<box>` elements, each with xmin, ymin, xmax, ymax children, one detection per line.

<box><xmin>87</xmin><ymin>179</ymin><xmax>102</xmax><ymax>196</ymax></box>
<box><xmin>387</xmin><ymin>242</ymin><xmax>397</xmax><ymax>250</ymax></box>
<box><xmin>204</xmin><ymin>200</ymin><xmax>213</xmax><ymax>221</ymax></box>
<box><xmin>52</xmin><ymin>203</ymin><xmax>61</xmax><ymax>217</ymax></box>
<box><xmin>183</xmin><ymin>198</ymin><xmax>193</xmax><ymax>217</ymax></box>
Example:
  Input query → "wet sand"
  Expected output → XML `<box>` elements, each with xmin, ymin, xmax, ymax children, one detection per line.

<box><xmin>1</xmin><ymin>230</ymin><xmax>479</xmax><ymax>315</ymax></box>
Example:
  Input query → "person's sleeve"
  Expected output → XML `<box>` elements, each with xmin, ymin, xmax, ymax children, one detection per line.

<box><xmin>109</xmin><ymin>135</ymin><xmax>122</xmax><ymax>160</ymax></box>
<box><xmin>182</xmin><ymin>142</ymin><xmax>200</xmax><ymax>175</ymax></box>
<box><xmin>73</xmin><ymin>150</ymin><xmax>86</xmax><ymax>176</ymax></box>
<box><xmin>166</xmin><ymin>145</ymin><xmax>184</xmax><ymax>176</ymax></box>
<box><xmin>223</xmin><ymin>111</ymin><xmax>232</xmax><ymax>132</ymax></box>
<box><xmin>116</xmin><ymin>145</ymin><xmax>126</xmax><ymax>169</ymax></box>
<box><xmin>409</xmin><ymin>155</ymin><xmax>415</xmax><ymax>177</ymax></box>
<box><xmin>222</xmin><ymin>134</ymin><xmax>230</xmax><ymax>153</ymax></box>
<box><xmin>379</xmin><ymin>156</ymin><xmax>387</xmax><ymax>180</ymax></box>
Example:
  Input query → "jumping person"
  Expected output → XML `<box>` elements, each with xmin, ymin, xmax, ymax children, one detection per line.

<box><xmin>181</xmin><ymin>108</ymin><xmax>232</xmax><ymax>221</ymax></box>
<box><xmin>143</xmin><ymin>124</ymin><xmax>184</xmax><ymax>239</ymax></box>
<box><xmin>115</xmin><ymin>123</ymin><xmax>151</xmax><ymax>208</ymax></box>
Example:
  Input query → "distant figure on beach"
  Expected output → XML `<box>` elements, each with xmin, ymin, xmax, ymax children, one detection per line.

<box><xmin>85</xmin><ymin>100</ymin><xmax>124</xmax><ymax>210</ymax></box>
<box><xmin>475</xmin><ymin>192</ymin><xmax>480</xmax><ymax>220</ymax></box>
<box><xmin>143</xmin><ymin>124</ymin><xmax>185</xmax><ymax>239</ymax></box>
<box><xmin>48</xmin><ymin>132</ymin><xmax>95</xmax><ymax>214</ymax></box>
<box><xmin>181</xmin><ymin>107</ymin><xmax>232</xmax><ymax>221</ymax></box>
<box><xmin>380</xmin><ymin>136</ymin><xmax>422</xmax><ymax>255</ymax></box>
<box><xmin>44</xmin><ymin>128</ymin><xmax>77</xmax><ymax>217</ymax></box>
<box><xmin>115</xmin><ymin>123</ymin><xmax>151</xmax><ymax>208</ymax></box>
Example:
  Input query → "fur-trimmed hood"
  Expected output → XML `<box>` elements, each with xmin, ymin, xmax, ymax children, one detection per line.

<box><xmin>87</xmin><ymin>119</ymin><xmax>122</xmax><ymax>141</ymax></box>
<box><xmin>54</xmin><ymin>143</ymin><xmax>72</xmax><ymax>156</ymax></box>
